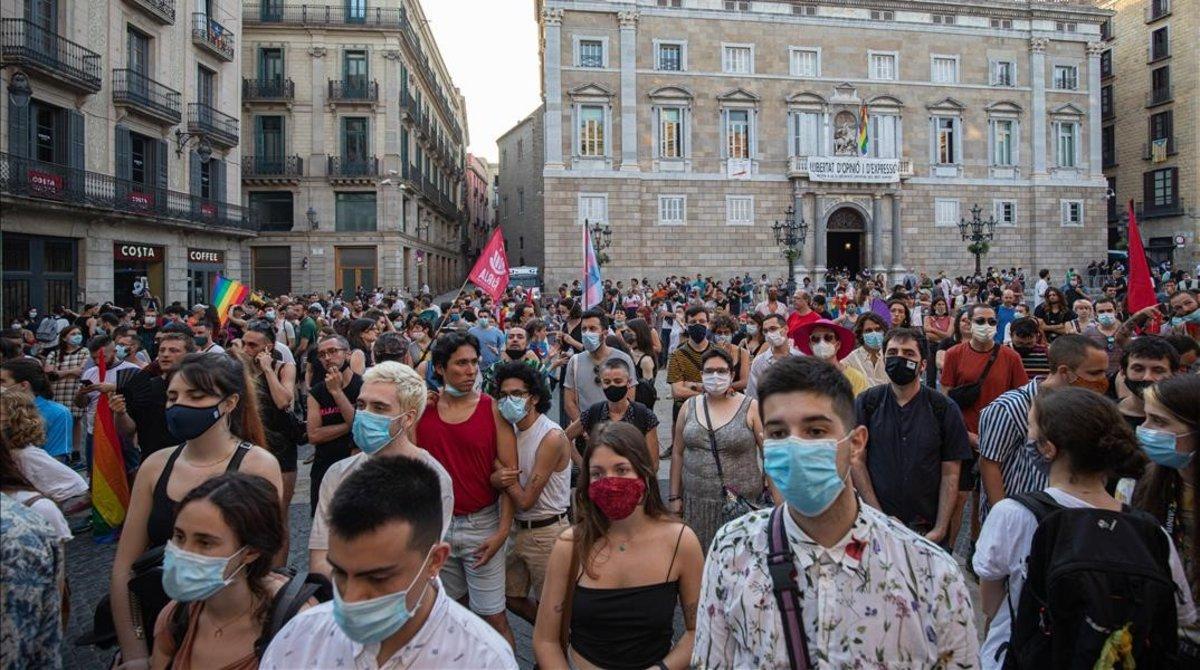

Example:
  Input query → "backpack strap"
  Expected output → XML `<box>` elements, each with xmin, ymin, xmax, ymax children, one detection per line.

<box><xmin>254</xmin><ymin>570</ymin><xmax>332</xmax><ymax>659</ymax></box>
<box><xmin>766</xmin><ymin>507</ymin><xmax>812</xmax><ymax>670</ymax></box>
<box><xmin>225</xmin><ymin>441</ymin><xmax>252</xmax><ymax>472</ymax></box>
<box><xmin>1011</xmin><ymin>491</ymin><xmax>1063</xmax><ymax>524</ymax></box>
<box><xmin>19</xmin><ymin>493</ymin><xmax>47</xmax><ymax>508</ymax></box>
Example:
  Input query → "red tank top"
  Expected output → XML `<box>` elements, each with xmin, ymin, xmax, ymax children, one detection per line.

<box><xmin>416</xmin><ymin>393</ymin><xmax>499</xmax><ymax>515</ymax></box>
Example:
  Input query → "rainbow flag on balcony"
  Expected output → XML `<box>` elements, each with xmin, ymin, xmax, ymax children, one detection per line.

<box><xmin>858</xmin><ymin>103</ymin><xmax>870</xmax><ymax>156</ymax></box>
<box><xmin>212</xmin><ymin>275</ymin><xmax>250</xmax><ymax>326</ymax></box>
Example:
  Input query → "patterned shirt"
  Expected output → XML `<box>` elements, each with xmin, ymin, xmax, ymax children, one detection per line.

<box><xmin>47</xmin><ymin>346</ymin><xmax>89</xmax><ymax>418</ymax></box>
<box><xmin>693</xmin><ymin>502</ymin><xmax>979</xmax><ymax>669</ymax></box>
<box><xmin>0</xmin><ymin>493</ymin><xmax>64</xmax><ymax>670</ymax></box>
<box><xmin>666</xmin><ymin>342</ymin><xmax>707</xmax><ymax>407</ymax></box>
<box><xmin>977</xmin><ymin>379</ymin><xmax>1045</xmax><ymax>520</ymax></box>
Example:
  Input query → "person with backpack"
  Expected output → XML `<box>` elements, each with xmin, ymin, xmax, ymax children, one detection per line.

<box><xmin>851</xmin><ymin>327</ymin><xmax>972</xmax><ymax>548</ymax></box>
<box><xmin>149</xmin><ymin>472</ymin><xmax>322</xmax><ymax>670</ymax></box>
<box><xmin>973</xmin><ymin>386</ymin><xmax>1195</xmax><ymax>670</ymax></box>
<box><xmin>565</xmin><ymin>358</ymin><xmax>660</xmax><ymax>470</ymax></box>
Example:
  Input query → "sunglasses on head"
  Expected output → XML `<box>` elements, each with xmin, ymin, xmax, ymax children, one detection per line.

<box><xmin>973</xmin><ymin>317</ymin><xmax>998</xmax><ymax>326</ymax></box>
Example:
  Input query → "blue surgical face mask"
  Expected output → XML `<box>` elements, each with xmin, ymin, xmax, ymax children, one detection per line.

<box><xmin>1137</xmin><ymin>425</ymin><xmax>1196</xmax><ymax>470</ymax></box>
<box><xmin>332</xmin><ymin>550</ymin><xmax>433</xmax><ymax>644</ymax></box>
<box><xmin>443</xmin><ymin>383</ymin><xmax>468</xmax><ymax>398</ymax></box>
<box><xmin>114</xmin><ymin>344</ymin><xmax>129</xmax><ymax>360</ymax></box>
<box><xmin>862</xmin><ymin>331</ymin><xmax>884</xmax><ymax>350</ymax></box>
<box><xmin>67</xmin><ymin>333</ymin><xmax>83</xmax><ymax>346</ymax></box>
<box><xmin>162</xmin><ymin>541</ymin><xmax>248</xmax><ymax>602</ymax></box>
<box><xmin>1096</xmin><ymin>313</ymin><xmax>1117</xmax><ymax>327</ymax></box>
<box><xmin>1170</xmin><ymin>310</ymin><xmax>1200</xmax><ymax>327</ymax></box>
<box><xmin>498</xmin><ymin>395</ymin><xmax>529</xmax><ymax>424</ymax></box>
<box><xmin>582</xmin><ymin>332</ymin><xmax>602</xmax><ymax>353</ymax></box>
<box><xmin>351</xmin><ymin>410</ymin><xmax>406</xmax><ymax>455</ymax></box>
<box><xmin>763</xmin><ymin>434</ymin><xmax>851</xmax><ymax>517</ymax></box>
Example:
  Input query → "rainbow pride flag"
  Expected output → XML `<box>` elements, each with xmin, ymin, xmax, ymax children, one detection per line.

<box><xmin>857</xmin><ymin>103</ymin><xmax>870</xmax><ymax>156</ymax></box>
<box><xmin>91</xmin><ymin>354</ymin><xmax>130</xmax><ymax>539</ymax></box>
<box><xmin>212</xmin><ymin>275</ymin><xmax>250</xmax><ymax>325</ymax></box>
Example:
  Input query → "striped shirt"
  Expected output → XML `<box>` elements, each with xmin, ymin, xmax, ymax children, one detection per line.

<box><xmin>977</xmin><ymin>378</ymin><xmax>1046</xmax><ymax>520</ymax></box>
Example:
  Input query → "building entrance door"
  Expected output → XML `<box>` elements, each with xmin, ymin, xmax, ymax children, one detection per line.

<box><xmin>335</xmin><ymin>246</ymin><xmax>377</xmax><ymax>299</ymax></box>
<box><xmin>825</xmin><ymin>206</ymin><xmax>867</xmax><ymax>277</ymax></box>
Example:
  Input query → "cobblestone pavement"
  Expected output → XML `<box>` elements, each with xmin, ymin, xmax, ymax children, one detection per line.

<box><xmin>61</xmin><ymin>375</ymin><xmax>983</xmax><ymax>669</ymax></box>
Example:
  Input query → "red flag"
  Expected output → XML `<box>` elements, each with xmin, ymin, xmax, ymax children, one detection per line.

<box><xmin>468</xmin><ymin>228</ymin><xmax>510</xmax><ymax>301</ymax></box>
<box><xmin>1124</xmin><ymin>200</ymin><xmax>1158</xmax><ymax>315</ymax></box>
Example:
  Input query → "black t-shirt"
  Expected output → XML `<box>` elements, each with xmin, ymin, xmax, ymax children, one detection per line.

<box><xmin>580</xmin><ymin>400</ymin><xmax>660</xmax><ymax>435</ymax></box>
<box><xmin>126</xmin><ymin>370</ymin><xmax>178</xmax><ymax>457</ymax></box>
<box><xmin>1034</xmin><ymin>304</ymin><xmax>1076</xmax><ymax>341</ymax></box>
<box><xmin>309</xmin><ymin>373</ymin><xmax>363</xmax><ymax>459</ymax></box>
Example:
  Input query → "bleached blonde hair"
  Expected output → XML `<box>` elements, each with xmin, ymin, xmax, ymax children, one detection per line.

<box><xmin>362</xmin><ymin>361</ymin><xmax>427</xmax><ymax>423</ymax></box>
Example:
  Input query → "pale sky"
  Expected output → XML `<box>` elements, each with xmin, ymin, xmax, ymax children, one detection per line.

<box><xmin>421</xmin><ymin>0</ymin><xmax>542</xmax><ymax>164</ymax></box>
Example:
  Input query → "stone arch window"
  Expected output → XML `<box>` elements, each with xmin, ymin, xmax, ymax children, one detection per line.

<box><xmin>649</xmin><ymin>86</ymin><xmax>694</xmax><ymax>171</ymax></box>
<box><xmin>568</xmin><ymin>83</ymin><xmax>615</xmax><ymax>169</ymax></box>
<box><xmin>865</xmin><ymin>95</ymin><xmax>903</xmax><ymax>159</ymax></box>
<box><xmin>717</xmin><ymin>88</ymin><xmax>760</xmax><ymax>164</ymax></box>
<box><xmin>985</xmin><ymin>100</ymin><xmax>1023</xmax><ymax>177</ymax></box>
<box><xmin>787</xmin><ymin>92</ymin><xmax>827</xmax><ymax>157</ymax></box>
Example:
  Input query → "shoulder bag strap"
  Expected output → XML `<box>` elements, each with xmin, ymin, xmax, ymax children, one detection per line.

<box><xmin>559</xmin><ymin>538</ymin><xmax>580</xmax><ymax>653</ymax></box>
<box><xmin>976</xmin><ymin>345</ymin><xmax>1002</xmax><ymax>384</ymax></box>
<box><xmin>226</xmin><ymin>441</ymin><xmax>252</xmax><ymax>472</ymax></box>
<box><xmin>767</xmin><ymin>507</ymin><xmax>812</xmax><ymax>670</ymax></box>
<box><xmin>699</xmin><ymin>396</ymin><xmax>727</xmax><ymax>488</ymax></box>
<box><xmin>20</xmin><ymin>493</ymin><xmax>47</xmax><ymax>508</ymax></box>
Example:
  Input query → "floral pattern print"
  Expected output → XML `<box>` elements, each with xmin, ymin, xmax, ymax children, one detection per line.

<box><xmin>1</xmin><ymin>493</ymin><xmax>64</xmax><ymax>670</ymax></box>
<box><xmin>693</xmin><ymin>502</ymin><xmax>979</xmax><ymax>669</ymax></box>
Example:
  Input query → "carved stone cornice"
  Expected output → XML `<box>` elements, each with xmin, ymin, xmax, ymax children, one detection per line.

<box><xmin>1029</xmin><ymin>37</ymin><xmax>1049</xmax><ymax>54</ymax></box>
<box><xmin>383</xmin><ymin>49</ymin><xmax>402</xmax><ymax>61</ymax></box>
<box><xmin>1086</xmin><ymin>41</ymin><xmax>1106</xmax><ymax>56</ymax></box>
<box><xmin>618</xmin><ymin>11</ymin><xmax>639</xmax><ymax>29</ymax></box>
<box><xmin>542</xmin><ymin>8</ymin><xmax>563</xmax><ymax>26</ymax></box>
<box><xmin>308</xmin><ymin>46</ymin><xmax>327</xmax><ymax>58</ymax></box>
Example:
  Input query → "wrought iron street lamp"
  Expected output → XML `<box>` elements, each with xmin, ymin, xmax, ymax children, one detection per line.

<box><xmin>957</xmin><ymin>203</ymin><xmax>997</xmax><ymax>277</ymax></box>
<box><xmin>771</xmin><ymin>205</ymin><xmax>808</xmax><ymax>297</ymax></box>
<box><xmin>587</xmin><ymin>219</ymin><xmax>613</xmax><ymax>267</ymax></box>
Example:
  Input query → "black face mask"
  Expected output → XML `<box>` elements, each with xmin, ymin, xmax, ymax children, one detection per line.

<box><xmin>603</xmin><ymin>385</ymin><xmax>627</xmax><ymax>403</ymax></box>
<box><xmin>1125</xmin><ymin>378</ymin><xmax>1152</xmax><ymax>398</ymax></box>
<box><xmin>687</xmin><ymin>323</ymin><xmax>708</xmax><ymax>344</ymax></box>
<box><xmin>505</xmin><ymin>347</ymin><xmax>526</xmax><ymax>360</ymax></box>
<box><xmin>884</xmin><ymin>356</ymin><xmax>920</xmax><ymax>386</ymax></box>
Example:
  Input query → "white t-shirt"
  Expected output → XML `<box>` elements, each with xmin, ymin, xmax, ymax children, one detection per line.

<box><xmin>973</xmin><ymin>487</ymin><xmax>1196</xmax><ymax>670</ymax></box>
<box><xmin>308</xmin><ymin>448</ymin><xmax>454</xmax><ymax>551</ymax></box>
<box><xmin>8</xmin><ymin>489</ymin><xmax>72</xmax><ymax>541</ymax></box>
<box><xmin>15</xmin><ymin>445</ymin><xmax>88</xmax><ymax>505</ymax></box>
<box><xmin>80</xmin><ymin>360</ymin><xmax>141</xmax><ymax>433</ymax></box>
<box><xmin>273</xmin><ymin>340</ymin><xmax>296</xmax><ymax>365</ymax></box>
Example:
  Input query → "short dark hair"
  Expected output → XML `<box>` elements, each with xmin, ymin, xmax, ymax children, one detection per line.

<box><xmin>1010</xmin><ymin>317</ymin><xmax>1041</xmax><ymax>338</ymax></box>
<box><xmin>1046</xmin><ymin>334</ymin><xmax>1105</xmax><ymax>371</ymax></box>
<box><xmin>328</xmin><ymin>455</ymin><xmax>444</xmax><ymax>550</ymax></box>
<box><xmin>493</xmin><ymin>361</ymin><xmax>552</xmax><ymax>414</ymax></box>
<box><xmin>967</xmin><ymin>303</ymin><xmax>995</xmax><ymax>321</ymax></box>
<box><xmin>431</xmin><ymin>331</ymin><xmax>480</xmax><ymax>379</ymax></box>
<box><xmin>1122</xmin><ymin>335</ymin><xmax>1179</xmax><ymax>371</ymax></box>
<box><xmin>684</xmin><ymin>305</ymin><xmax>708</xmax><ymax>320</ymax></box>
<box><xmin>244</xmin><ymin>319</ymin><xmax>276</xmax><ymax>343</ymax></box>
<box><xmin>580</xmin><ymin>308</ymin><xmax>608</xmax><ymax>330</ymax></box>
<box><xmin>601</xmin><ymin>357</ymin><xmax>631</xmax><ymax>377</ymax></box>
<box><xmin>1164</xmin><ymin>334</ymin><xmax>1200</xmax><ymax>362</ymax></box>
<box><xmin>158</xmin><ymin>331</ymin><xmax>196</xmax><ymax>351</ymax></box>
<box><xmin>882</xmin><ymin>327</ymin><xmax>925</xmax><ymax>360</ymax></box>
<box><xmin>86</xmin><ymin>333</ymin><xmax>112</xmax><ymax>352</ymax></box>
<box><xmin>1</xmin><ymin>358</ymin><xmax>52</xmax><ymax>399</ymax></box>
<box><xmin>372</xmin><ymin>331</ymin><xmax>408</xmax><ymax>364</ymax></box>
<box><xmin>762</xmin><ymin>313</ymin><xmax>786</xmax><ymax>329</ymax></box>
<box><xmin>701</xmin><ymin>347</ymin><xmax>733</xmax><ymax>370</ymax></box>
<box><xmin>1092</xmin><ymin>296</ymin><xmax>1117</xmax><ymax>310</ymax></box>
<box><xmin>756</xmin><ymin>356</ymin><xmax>855</xmax><ymax>430</ymax></box>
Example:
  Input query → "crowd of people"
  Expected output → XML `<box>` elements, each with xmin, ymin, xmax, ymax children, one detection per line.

<box><xmin>2</xmin><ymin>259</ymin><xmax>1199</xmax><ymax>669</ymax></box>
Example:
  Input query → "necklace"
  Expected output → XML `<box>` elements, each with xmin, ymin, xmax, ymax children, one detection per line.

<box><xmin>205</xmin><ymin>600</ymin><xmax>255</xmax><ymax>638</ymax></box>
<box><xmin>181</xmin><ymin>445</ymin><xmax>235</xmax><ymax>469</ymax></box>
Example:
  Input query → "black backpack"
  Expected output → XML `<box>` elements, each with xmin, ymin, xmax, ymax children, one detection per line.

<box><xmin>1003</xmin><ymin>491</ymin><xmax>1178</xmax><ymax>669</ymax></box>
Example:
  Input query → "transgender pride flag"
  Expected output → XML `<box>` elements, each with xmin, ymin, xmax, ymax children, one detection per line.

<box><xmin>583</xmin><ymin>224</ymin><xmax>602</xmax><ymax>310</ymax></box>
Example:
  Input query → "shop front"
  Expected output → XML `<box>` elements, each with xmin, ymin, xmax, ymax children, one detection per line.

<box><xmin>1</xmin><ymin>233</ymin><xmax>78</xmax><ymax>324</ymax></box>
<box><xmin>187</xmin><ymin>248</ymin><xmax>226</xmax><ymax>307</ymax></box>
<box><xmin>113</xmin><ymin>243</ymin><xmax>166</xmax><ymax>310</ymax></box>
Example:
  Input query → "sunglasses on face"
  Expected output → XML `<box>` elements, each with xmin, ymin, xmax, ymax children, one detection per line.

<box><xmin>972</xmin><ymin>318</ymin><xmax>998</xmax><ymax>326</ymax></box>
<box><xmin>810</xmin><ymin>333</ymin><xmax>838</xmax><ymax>344</ymax></box>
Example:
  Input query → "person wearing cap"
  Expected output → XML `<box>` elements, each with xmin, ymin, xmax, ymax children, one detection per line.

<box><xmin>793</xmin><ymin>318</ymin><xmax>869</xmax><ymax>396</ymax></box>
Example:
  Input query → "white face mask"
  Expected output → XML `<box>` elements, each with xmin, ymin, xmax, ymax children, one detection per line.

<box><xmin>702</xmin><ymin>372</ymin><xmax>731</xmax><ymax>396</ymax></box>
<box><xmin>766</xmin><ymin>331</ymin><xmax>787</xmax><ymax>348</ymax></box>
<box><xmin>811</xmin><ymin>341</ymin><xmax>838</xmax><ymax>360</ymax></box>
<box><xmin>972</xmin><ymin>323</ymin><xmax>997</xmax><ymax>341</ymax></box>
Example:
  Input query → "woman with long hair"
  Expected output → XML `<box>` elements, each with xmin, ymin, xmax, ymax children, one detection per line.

<box><xmin>1034</xmin><ymin>286</ymin><xmax>1076</xmax><ymax>343</ymax></box>
<box><xmin>709</xmin><ymin>315</ymin><xmax>750</xmax><ymax>392</ymax></box>
<box><xmin>534</xmin><ymin>422</ymin><xmax>703</xmax><ymax>670</ymax></box>
<box><xmin>109</xmin><ymin>352</ymin><xmax>283</xmax><ymax>667</ymax></box>
<box><xmin>924</xmin><ymin>296</ymin><xmax>953</xmax><ymax>344</ymax></box>
<box><xmin>1133</xmin><ymin>375</ymin><xmax>1200</xmax><ymax>659</ymax></box>
<box><xmin>935</xmin><ymin>307</ymin><xmax>973</xmax><ymax>385</ymax></box>
<box><xmin>149</xmin><ymin>473</ymin><xmax>297</xmax><ymax>670</ymax></box>
<box><xmin>737</xmin><ymin>313</ymin><xmax>767</xmax><ymax>359</ymax></box>
<box><xmin>45</xmin><ymin>322</ymin><xmax>90</xmax><ymax>462</ymax></box>
<box><xmin>624</xmin><ymin>317</ymin><xmax>658</xmax><ymax>386</ymax></box>
<box><xmin>345</xmin><ymin>318</ymin><xmax>378</xmax><ymax>374</ymax></box>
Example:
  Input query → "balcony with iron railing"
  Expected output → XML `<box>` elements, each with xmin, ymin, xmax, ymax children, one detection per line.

<box><xmin>188</xmin><ymin>102</ymin><xmax>239</xmax><ymax>148</ymax></box>
<box><xmin>245</xmin><ymin>3</ymin><xmax>404</xmax><ymax>27</ymax></box>
<box><xmin>0</xmin><ymin>152</ymin><xmax>256</xmax><ymax>234</ymax></box>
<box><xmin>123</xmin><ymin>0</ymin><xmax>175</xmax><ymax>24</ymax></box>
<box><xmin>328</xmin><ymin>79</ymin><xmax>378</xmax><ymax>104</ymax></box>
<box><xmin>1146</xmin><ymin>86</ymin><xmax>1173</xmax><ymax>107</ymax></box>
<box><xmin>327</xmin><ymin>155</ymin><xmax>378</xmax><ymax>181</ymax></box>
<box><xmin>191</xmin><ymin>13</ymin><xmax>235</xmax><ymax>61</ymax></box>
<box><xmin>112</xmin><ymin>69</ymin><xmax>181</xmax><ymax>125</ymax></box>
<box><xmin>0</xmin><ymin>18</ymin><xmax>102</xmax><ymax>93</ymax></box>
<box><xmin>243</xmin><ymin>155</ymin><xmax>303</xmax><ymax>181</ymax></box>
<box><xmin>243</xmin><ymin>77</ymin><xmax>295</xmax><ymax>103</ymax></box>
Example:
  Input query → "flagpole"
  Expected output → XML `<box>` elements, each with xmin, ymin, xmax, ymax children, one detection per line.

<box><xmin>413</xmin><ymin>276</ymin><xmax>473</xmax><ymax>366</ymax></box>
<box><xmin>582</xmin><ymin>219</ymin><xmax>589</xmax><ymax>311</ymax></box>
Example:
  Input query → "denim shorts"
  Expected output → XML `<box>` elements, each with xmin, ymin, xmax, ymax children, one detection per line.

<box><xmin>440</xmin><ymin>503</ymin><xmax>505</xmax><ymax>616</ymax></box>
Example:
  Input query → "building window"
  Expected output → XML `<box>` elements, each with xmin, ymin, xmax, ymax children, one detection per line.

<box><xmin>1107</xmin><ymin>177</ymin><xmax>1119</xmax><ymax>222</ymax></box>
<box><xmin>577</xmin><ymin>39</ymin><xmax>605</xmax><ymax>68</ymax></box>
<box><xmin>722</xmin><ymin>44</ymin><xmax>753</xmax><ymax>74</ymax></box>
<box><xmin>791</xmin><ymin>111</ymin><xmax>821</xmax><ymax>156</ymax></box>
<box><xmin>259</xmin><ymin>47</ymin><xmax>284</xmax><ymax>81</ymax></box>
<box><xmin>726</xmin><ymin>195</ymin><xmax>754</xmax><ymax>226</ymax></box>
<box><xmin>658</xmin><ymin>195</ymin><xmax>685</xmax><ymax>225</ymax></box>
<box><xmin>578</xmin><ymin>193</ymin><xmax>608</xmax><ymax>225</ymax></box>
<box><xmin>931</xmin><ymin>55</ymin><xmax>958</xmax><ymax>84</ymax></box>
<box><xmin>1052</xmin><ymin>65</ymin><xmax>1078</xmax><ymax>90</ymax></box>
<box><xmin>869</xmin><ymin>52</ymin><xmax>896</xmax><ymax>80</ymax></box>
<box><xmin>335</xmin><ymin>192</ymin><xmax>377</xmax><ymax>231</ymax></box>
<box><xmin>1056</xmin><ymin>122</ymin><xmax>1079</xmax><ymax>168</ymax></box>
<box><xmin>31</xmin><ymin>101</ymin><xmax>67</xmax><ymax>165</ymax></box>
<box><xmin>870</xmin><ymin>114</ymin><xmax>899</xmax><ymax>159</ymax></box>
<box><xmin>1148</xmin><ymin>0</ymin><xmax>1170</xmax><ymax>21</ymax></box>
<box><xmin>252</xmin><ymin>246</ymin><xmax>292</xmax><ymax>297</ymax></box>
<box><xmin>994</xmin><ymin>200</ymin><xmax>1016</xmax><ymax>226</ymax></box>
<box><xmin>935</xmin><ymin>199</ymin><xmax>960</xmax><ymax>227</ymax></box>
<box><xmin>342</xmin><ymin>117</ymin><xmax>368</xmax><ymax>161</ymax></box>
<box><xmin>1150</xmin><ymin>65</ymin><xmax>1171</xmax><ymax>102</ymax></box>
<box><xmin>578</xmin><ymin>105</ymin><xmax>606</xmax><ymax>157</ymax></box>
<box><xmin>992</xmin><ymin>119</ymin><xmax>1014</xmax><ymax>166</ymax></box>
<box><xmin>1102</xmin><ymin>125</ymin><xmax>1115</xmax><ymax>167</ymax></box>
<box><xmin>789</xmin><ymin>48</ymin><xmax>820</xmax><ymax>77</ymax></box>
<box><xmin>1101</xmin><ymin>85</ymin><xmax>1113</xmax><ymax>119</ymax></box>
<box><xmin>725</xmin><ymin>109</ymin><xmax>751</xmax><ymax>159</ymax></box>
<box><xmin>1060</xmin><ymin>200</ymin><xmax>1083</xmax><ymax>226</ymax></box>
<box><xmin>343</xmin><ymin>50</ymin><xmax>368</xmax><ymax>90</ymax></box>
<box><xmin>517</xmin><ymin>139</ymin><xmax>523</xmax><ymax>161</ymax></box>
<box><xmin>249</xmin><ymin>191</ymin><xmax>295</xmax><ymax>232</ymax></box>
<box><xmin>1149</xmin><ymin>110</ymin><xmax>1173</xmax><ymax>144</ymax></box>
<box><xmin>992</xmin><ymin>60</ymin><xmax>1015</xmax><ymax>87</ymax></box>
<box><xmin>1100</xmin><ymin>50</ymin><xmax>1112</xmax><ymax>77</ymax></box>
<box><xmin>517</xmin><ymin>188</ymin><xmax>525</xmax><ymax>214</ymax></box>
<box><xmin>1144</xmin><ymin>168</ymin><xmax>1178</xmax><ymax>209</ymax></box>
<box><xmin>656</xmin><ymin>41</ymin><xmax>685</xmax><ymax>71</ymax></box>
<box><xmin>1150</xmin><ymin>27</ymin><xmax>1169</xmax><ymax>60</ymax></box>
<box><xmin>658</xmin><ymin>107</ymin><xmax>685</xmax><ymax>159</ymax></box>
<box><xmin>199</xmin><ymin>159</ymin><xmax>212</xmax><ymax>199</ymax></box>
<box><xmin>934</xmin><ymin>117</ymin><xmax>957</xmax><ymax>165</ymax></box>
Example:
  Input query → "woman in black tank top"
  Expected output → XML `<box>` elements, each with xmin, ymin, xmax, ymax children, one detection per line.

<box><xmin>108</xmin><ymin>353</ymin><xmax>284</xmax><ymax>665</ymax></box>
<box><xmin>533</xmin><ymin>422</ymin><xmax>705</xmax><ymax>670</ymax></box>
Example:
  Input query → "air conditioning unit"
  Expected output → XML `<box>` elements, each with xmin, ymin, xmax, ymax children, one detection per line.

<box><xmin>871</xmin><ymin>10</ymin><xmax>894</xmax><ymax>21</ymax></box>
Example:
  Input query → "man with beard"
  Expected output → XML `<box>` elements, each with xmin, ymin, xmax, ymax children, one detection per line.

<box><xmin>1108</xmin><ymin>335</ymin><xmax>1177</xmax><ymax>430</ymax></box>
<box><xmin>482</xmin><ymin>325</ymin><xmax>540</xmax><ymax>396</ymax></box>
<box><xmin>110</xmin><ymin>331</ymin><xmax>197</xmax><ymax>460</ymax></box>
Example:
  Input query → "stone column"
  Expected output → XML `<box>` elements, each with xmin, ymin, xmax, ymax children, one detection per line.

<box><xmin>803</xmin><ymin>191</ymin><xmax>818</xmax><ymax>278</ymax></box>
<box><xmin>309</xmin><ymin>47</ymin><xmax>328</xmax><ymax>173</ymax></box>
<box><xmin>871</xmin><ymin>194</ymin><xmax>884</xmax><ymax>273</ymax></box>
<box><xmin>1086</xmin><ymin>41</ymin><xmax>1104</xmax><ymax>177</ymax></box>
<box><xmin>813</xmin><ymin>195</ymin><xmax>827</xmax><ymax>285</ymax></box>
<box><xmin>1029</xmin><ymin>38</ymin><xmax>1048</xmax><ymax>175</ymax></box>
<box><xmin>890</xmin><ymin>194</ymin><xmax>904</xmax><ymax>276</ymax></box>
<box><xmin>542</xmin><ymin>9</ymin><xmax>565</xmax><ymax>170</ymax></box>
<box><xmin>618</xmin><ymin>11</ymin><xmax>639</xmax><ymax>172</ymax></box>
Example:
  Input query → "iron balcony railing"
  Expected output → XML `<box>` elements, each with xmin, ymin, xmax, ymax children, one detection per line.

<box><xmin>327</xmin><ymin>155</ymin><xmax>377</xmax><ymax>178</ymax></box>
<box><xmin>112</xmin><ymin>69</ymin><xmax>182</xmax><ymax>124</ymax></box>
<box><xmin>328</xmin><ymin>79</ymin><xmax>378</xmax><ymax>103</ymax></box>
<box><xmin>1147</xmin><ymin>86</ymin><xmax>1173</xmax><ymax>107</ymax></box>
<box><xmin>246</xmin><ymin>3</ymin><xmax>405</xmax><ymax>27</ymax></box>
<box><xmin>0</xmin><ymin>18</ymin><xmax>102</xmax><ymax>93</ymax></box>
<box><xmin>188</xmin><ymin>102</ymin><xmax>239</xmax><ymax>147</ymax></box>
<box><xmin>243</xmin><ymin>77</ymin><xmax>295</xmax><ymax>102</ymax></box>
<box><xmin>191</xmin><ymin>13</ymin><xmax>235</xmax><ymax>61</ymax></box>
<box><xmin>243</xmin><ymin>155</ymin><xmax>303</xmax><ymax>179</ymax></box>
<box><xmin>123</xmin><ymin>0</ymin><xmax>175</xmax><ymax>24</ymax></box>
<box><xmin>0</xmin><ymin>152</ymin><xmax>256</xmax><ymax>233</ymax></box>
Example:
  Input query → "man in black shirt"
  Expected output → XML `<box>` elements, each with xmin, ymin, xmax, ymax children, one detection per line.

<box><xmin>112</xmin><ymin>330</ymin><xmax>195</xmax><ymax>459</ymax></box>
<box><xmin>305</xmin><ymin>334</ymin><xmax>363</xmax><ymax>514</ymax></box>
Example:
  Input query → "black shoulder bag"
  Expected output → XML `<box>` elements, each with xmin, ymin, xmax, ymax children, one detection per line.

<box><xmin>700</xmin><ymin>396</ymin><xmax>767</xmax><ymax>523</ymax></box>
<box><xmin>946</xmin><ymin>345</ymin><xmax>1001</xmax><ymax>410</ymax></box>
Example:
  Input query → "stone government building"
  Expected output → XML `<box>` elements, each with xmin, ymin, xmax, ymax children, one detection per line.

<box><xmin>536</xmin><ymin>0</ymin><xmax>1111</xmax><ymax>288</ymax></box>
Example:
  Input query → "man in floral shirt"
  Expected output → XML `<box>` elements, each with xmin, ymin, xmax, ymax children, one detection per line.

<box><xmin>693</xmin><ymin>356</ymin><xmax>978</xmax><ymax>669</ymax></box>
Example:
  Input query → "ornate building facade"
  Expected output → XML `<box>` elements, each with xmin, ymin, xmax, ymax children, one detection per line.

<box><xmin>537</xmin><ymin>0</ymin><xmax>1112</xmax><ymax>288</ymax></box>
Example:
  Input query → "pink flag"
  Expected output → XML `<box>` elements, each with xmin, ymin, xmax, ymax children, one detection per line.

<box><xmin>467</xmin><ymin>229</ymin><xmax>510</xmax><ymax>301</ymax></box>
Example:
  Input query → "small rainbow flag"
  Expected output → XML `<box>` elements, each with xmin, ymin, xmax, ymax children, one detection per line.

<box><xmin>212</xmin><ymin>275</ymin><xmax>250</xmax><ymax>325</ymax></box>
<box><xmin>91</xmin><ymin>354</ymin><xmax>130</xmax><ymax>539</ymax></box>
<box><xmin>857</xmin><ymin>103</ymin><xmax>870</xmax><ymax>156</ymax></box>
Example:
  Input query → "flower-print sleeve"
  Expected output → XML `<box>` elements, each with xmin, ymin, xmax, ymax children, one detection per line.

<box><xmin>934</xmin><ymin>566</ymin><xmax>981</xmax><ymax>670</ymax></box>
<box><xmin>692</xmin><ymin>547</ymin><xmax>734</xmax><ymax>670</ymax></box>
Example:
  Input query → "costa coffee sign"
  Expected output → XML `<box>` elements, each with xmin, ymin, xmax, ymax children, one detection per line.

<box><xmin>188</xmin><ymin>249</ymin><xmax>225</xmax><ymax>264</ymax></box>
<box><xmin>28</xmin><ymin>169</ymin><xmax>64</xmax><ymax>198</ymax></box>
<box><xmin>127</xmin><ymin>191</ymin><xmax>154</xmax><ymax>210</ymax></box>
<box><xmin>113</xmin><ymin>244</ymin><xmax>164</xmax><ymax>262</ymax></box>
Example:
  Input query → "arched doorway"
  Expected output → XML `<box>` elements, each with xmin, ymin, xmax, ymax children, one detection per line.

<box><xmin>826</xmin><ymin>206</ymin><xmax>866</xmax><ymax>276</ymax></box>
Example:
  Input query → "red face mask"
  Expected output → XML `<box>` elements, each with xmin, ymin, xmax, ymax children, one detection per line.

<box><xmin>588</xmin><ymin>476</ymin><xmax>646</xmax><ymax>521</ymax></box>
